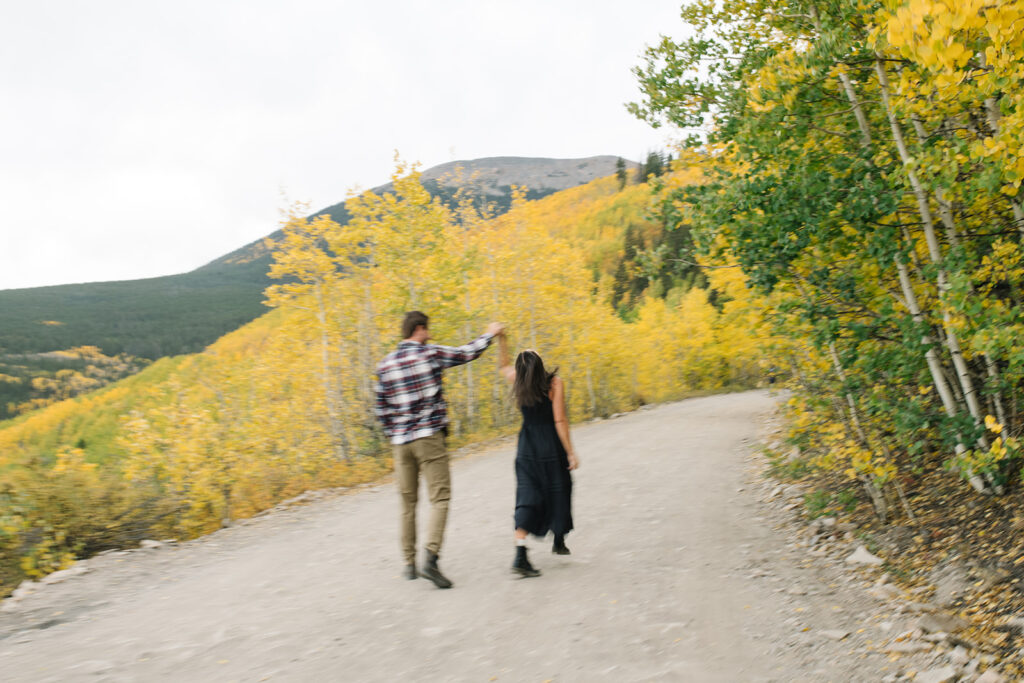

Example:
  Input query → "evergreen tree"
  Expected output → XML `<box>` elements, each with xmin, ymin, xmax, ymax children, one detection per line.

<box><xmin>645</xmin><ymin>151</ymin><xmax>665</xmax><ymax>178</ymax></box>
<box><xmin>615</xmin><ymin>157</ymin><xmax>627</xmax><ymax>190</ymax></box>
<box><xmin>635</xmin><ymin>156</ymin><xmax>647</xmax><ymax>183</ymax></box>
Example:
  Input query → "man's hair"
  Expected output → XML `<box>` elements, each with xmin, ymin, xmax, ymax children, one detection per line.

<box><xmin>402</xmin><ymin>311</ymin><xmax>429</xmax><ymax>339</ymax></box>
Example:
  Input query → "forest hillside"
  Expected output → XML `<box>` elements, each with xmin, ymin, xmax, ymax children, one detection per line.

<box><xmin>0</xmin><ymin>161</ymin><xmax>771</xmax><ymax>597</ymax></box>
<box><xmin>0</xmin><ymin>156</ymin><xmax>632</xmax><ymax>422</ymax></box>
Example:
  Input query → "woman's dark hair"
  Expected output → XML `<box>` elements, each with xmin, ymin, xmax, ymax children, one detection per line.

<box><xmin>402</xmin><ymin>311</ymin><xmax>429</xmax><ymax>339</ymax></box>
<box><xmin>512</xmin><ymin>350</ymin><xmax>558</xmax><ymax>408</ymax></box>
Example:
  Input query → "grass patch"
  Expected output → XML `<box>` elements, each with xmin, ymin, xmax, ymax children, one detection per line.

<box><xmin>765</xmin><ymin>445</ymin><xmax>812</xmax><ymax>480</ymax></box>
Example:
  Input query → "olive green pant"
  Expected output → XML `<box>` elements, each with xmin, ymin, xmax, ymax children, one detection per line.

<box><xmin>393</xmin><ymin>431</ymin><xmax>450</xmax><ymax>565</ymax></box>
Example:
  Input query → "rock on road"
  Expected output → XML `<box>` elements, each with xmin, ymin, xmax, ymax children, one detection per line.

<box><xmin>0</xmin><ymin>391</ymin><xmax>897</xmax><ymax>681</ymax></box>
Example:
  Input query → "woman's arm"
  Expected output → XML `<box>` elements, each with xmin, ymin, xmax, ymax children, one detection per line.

<box><xmin>550</xmin><ymin>376</ymin><xmax>579</xmax><ymax>470</ymax></box>
<box><xmin>498</xmin><ymin>333</ymin><xmax>515</xmax><ymax>384</ymax></box>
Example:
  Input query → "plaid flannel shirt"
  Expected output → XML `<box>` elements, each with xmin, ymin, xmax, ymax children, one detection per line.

<box><xmin>374</xmin><ymin>333</ymin><xmax>494</xmax><ymax>445</ymax></box>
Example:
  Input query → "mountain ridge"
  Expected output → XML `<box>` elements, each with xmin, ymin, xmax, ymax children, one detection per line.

<box><xmin>0</xmin><ymin>155</ymin><xmax>627</xmax><ymax>369</ymax></box>
<box><xmin>198</xmin><ymin>155</ymin><xmax>623</xmax><ymax>273</ymax></box>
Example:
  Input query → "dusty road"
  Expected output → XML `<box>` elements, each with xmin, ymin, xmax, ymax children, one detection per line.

<box><xmin>1</xmin><ymin>392</ymin><xmax>909</xmax><ymax>681</ymax></box>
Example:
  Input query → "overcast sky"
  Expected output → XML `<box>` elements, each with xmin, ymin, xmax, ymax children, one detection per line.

<box><xmin>1</xmin><ymin>1</ymin><xmax>685</xmax><ymax>291</ymax></box>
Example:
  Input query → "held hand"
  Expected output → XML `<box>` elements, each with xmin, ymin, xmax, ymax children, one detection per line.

<box><xmin>568</xmin><ymin>453</ymin><xmax>579</xmax><ymax>471</ymax></box>
<box><xmin>486</xmin><ymin>322</ymin><xmax>505</xmax><ymax>337</ymax></box>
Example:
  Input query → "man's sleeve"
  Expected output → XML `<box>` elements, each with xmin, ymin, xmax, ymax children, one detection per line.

<box><xmin>374</xmin><ymin>377</ymin><xmax>393</xmax><ymax>435</ymax></box>
<box><xmin>431</xmin><ymin>333</ymin><xmax>494</xmax><ymax>369</ymax></box>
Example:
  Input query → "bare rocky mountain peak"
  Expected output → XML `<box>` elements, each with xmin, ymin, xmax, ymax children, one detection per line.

<box><xmin>194</xmin><ymin>155</ymin><xmax>632</xmax><ymax>273</ymax></box>
<box><xmin>418</xmin><ymin>155</ymin><xmax>625</xmax><ymax>196</ymax></box>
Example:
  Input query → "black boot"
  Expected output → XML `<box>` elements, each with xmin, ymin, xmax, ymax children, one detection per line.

<box><xmin>404</xmin><ymin>563</ymin><xmax>417</xmax><ymax>580</ymax></box>
<box><xmin>511</xmin><ymin>545</ymin><xmax>541</xmax><ymax>577</ymax></box>
<box><xmin>420</xmin><ymin>551</ymin><xmax>453</xmax><ymax>589</ymax></box>
<box><xmin>552</xmin><ymin>534</ymin><xmax>571</xmax><ymax>555</ymax></box>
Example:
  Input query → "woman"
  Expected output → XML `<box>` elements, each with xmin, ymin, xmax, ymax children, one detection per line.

<box><xmin>498</xmin><ymin>334</ymin><xmax>579</xmax><ymax>577</ymax></box>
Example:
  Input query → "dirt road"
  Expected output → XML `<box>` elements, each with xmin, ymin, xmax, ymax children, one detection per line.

<box><xmin>0</xmin><ymin>392</ymin><xmax>915</xmax><ymax>681</ymax></box>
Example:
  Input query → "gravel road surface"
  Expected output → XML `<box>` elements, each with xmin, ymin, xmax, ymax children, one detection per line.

<box><xmin>0</xmin><ymin>391</ymin><xmax>916</xmax><ymax>681</ymax></box>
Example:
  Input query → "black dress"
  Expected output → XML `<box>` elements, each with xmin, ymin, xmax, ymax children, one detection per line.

<box><xmin>514</xmin><ymin>395</ymin><xmax>573</xmax><ymax>537</ymax></box>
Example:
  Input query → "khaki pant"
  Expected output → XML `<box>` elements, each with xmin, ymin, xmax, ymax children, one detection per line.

<box><xmin>393</xmin><ymin>432</ymin><xmax>450</xmax><ymax>565</ymax></box>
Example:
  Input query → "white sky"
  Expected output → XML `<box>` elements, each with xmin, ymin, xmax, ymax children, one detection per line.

<box><xmin>0</xmin><ymin>1</ymin><xmax>684</xmax><ymax>291</ymax></box>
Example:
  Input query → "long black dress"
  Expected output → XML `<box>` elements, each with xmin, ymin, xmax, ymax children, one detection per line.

<box><xmin>514</xmin><ymin>395</ymin><xmax>574</xmax><ymax>537</ymax></box>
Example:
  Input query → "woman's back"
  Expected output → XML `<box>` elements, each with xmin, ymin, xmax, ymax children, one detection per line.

<box><xmin>517</xmin><ymin>394</ymin><xmax>566</xmax><ymax>464</ymax></box>
<box><xmin>520</xmin><ymin>395</ymin><xmax>555</xmax><ymax>426</ymax></box>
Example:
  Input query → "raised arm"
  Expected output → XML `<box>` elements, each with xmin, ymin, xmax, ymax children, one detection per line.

<box><xmin>498</xmin><ymin>333</ymin><xmax>515</xmax><ymax>384</ymax></box>
<box><xmin>550</xmin><ymin>376</ymin><xmax>579</xmax><ymax>470</ymax></box>
<box><xmin>432</xmin><ymin>322</ymin><xmax>505</xmax><ymax>369</ymax></box>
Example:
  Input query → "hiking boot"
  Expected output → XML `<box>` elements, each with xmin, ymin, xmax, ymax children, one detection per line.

<box><xmin>404</xmin><ymin>563</ymin><xmax>417</xmax><ymax>580</ymax></box>
<box><xmin>419</xmin><ymin>551</ymin><xmax>453</xmax><ymax>589</ymax></box>
<box><xmin>552</xmin><ymin>535</ymin><xmax>571</xmax><ymax>555</ymax></box>
<box><xmin>511</xmin><ymin>546</ymin><xmax>541</xmax><ymax>578</ymax></box>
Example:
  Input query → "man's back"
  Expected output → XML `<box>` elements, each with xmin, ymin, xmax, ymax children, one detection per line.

<box><xmin>375</xmin><ymin>335</ymin><xmax>493</xmax><ymax>444</ymax></box>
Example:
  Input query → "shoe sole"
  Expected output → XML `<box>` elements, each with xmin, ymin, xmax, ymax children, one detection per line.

<box><xmin>552</xmin><ymin>548</ymin><xmax>571</xmax><ymax>555</ymax></box>
<box><xmin>419</xmin><ymin>570</ymin><xmax>453</xmax><ymax>589</ymax></box>
<box><xmin>510</xmin><ymin>567</ymin><xmax>541</xmax><ymax>578</ymax></box>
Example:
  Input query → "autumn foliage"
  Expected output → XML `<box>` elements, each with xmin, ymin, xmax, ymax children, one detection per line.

<box><xmin>631</xmin><ymin>0</ymin><xmax>1024</xmax><ymax>516</ymax></box>
<box><xmin>0</xmin><ymin>346</ymin><xmax>148</xmax><ymax>419</ymax></box>
<box><xmin>0</xmin><ymin>165</ymin><xmax>770</xmax><ymax>596</ymax></box>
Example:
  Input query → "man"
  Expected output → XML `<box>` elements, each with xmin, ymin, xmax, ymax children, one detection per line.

<box><xmin>375</xmin><ymin>311</ymin><xmax>504</xmax><ymax>588</ymax></box>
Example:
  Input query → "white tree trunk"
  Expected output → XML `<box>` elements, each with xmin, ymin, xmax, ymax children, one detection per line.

<box><xmin>875</xmin><ymin>57</ymin><xmax>987</xmax><ymax>447</ymax></box>
<box><xmin>316</xmin><ymin>283</ymin><xmax>348</xmax><ymax>462</ymax></box>
<box><xmin>895</xmin><ymin>256</ymin><xmax>985</xmax><ymax>492</ymax></box>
